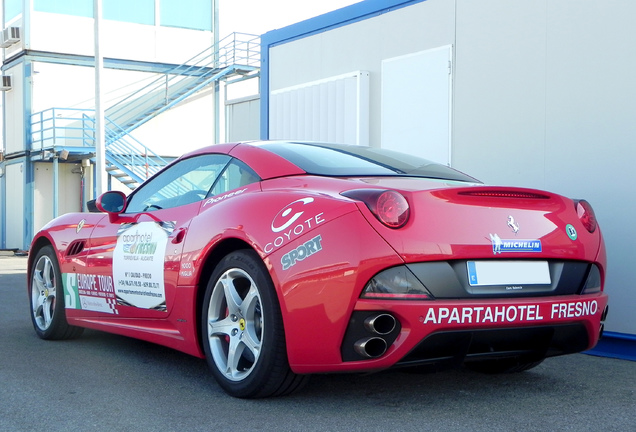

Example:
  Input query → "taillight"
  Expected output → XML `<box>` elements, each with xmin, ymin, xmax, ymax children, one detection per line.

<box><xmin>575</xmin><ymin>199</ymin><xmax>597</xmax><ymax>233</ymax></box>
<box><xmin>362</xmin><ymin>266</ymin><xmax>432</xmax><ymax>300</ymax></box>
<box><xmin>342</xmin><ymin>189</ymin><xmax>410</xmax><ymax>228</ymax></box>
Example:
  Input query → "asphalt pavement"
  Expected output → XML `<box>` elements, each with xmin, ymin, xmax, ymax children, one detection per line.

<box><xmin>1</xmin><ymin>252</ymin><xmax>635</xmax><ymax>432</ymax></box>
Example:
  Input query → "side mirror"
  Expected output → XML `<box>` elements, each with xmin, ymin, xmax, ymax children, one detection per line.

<box><xmin>96</xmin><ymin>191</ymin><xmax>127</xmax><ymax>214</ymax></box>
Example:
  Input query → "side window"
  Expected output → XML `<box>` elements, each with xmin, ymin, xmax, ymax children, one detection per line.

<box><xmin>126</xmin><ymin>154</ymin><xmax>231</xmax><ymax>213</ymax></box>
<box><xmin>210</xmin><ymin>159</ymin><xmax>260</xmax><ymax>197</ymax></box>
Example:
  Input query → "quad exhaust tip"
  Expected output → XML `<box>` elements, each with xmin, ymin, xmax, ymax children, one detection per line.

<box><xmin>364</xmin><ymin>313</ymin><xmax>397</xmax><ymax>335</ymax></box>
<box><xmin>354</xmin><ymin>337</ymin><xmax>388</xmax><ymax>359</ymax></box>
<box><xmin>354</xmin><ymin>313</ymin><xmax>397</xmax><ymax>358</ymax></box>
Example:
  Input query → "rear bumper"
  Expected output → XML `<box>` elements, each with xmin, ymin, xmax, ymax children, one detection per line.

<box><xmin>291</xmin><ymin>293</ymin><xmax>608</xmax><ymax>374</ymax></box>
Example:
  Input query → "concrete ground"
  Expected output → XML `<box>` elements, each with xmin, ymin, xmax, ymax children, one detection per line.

<box><xmin>1</xmin><ymin>252</ymin><xmax>634</xmax><ymax>432</ymax></box>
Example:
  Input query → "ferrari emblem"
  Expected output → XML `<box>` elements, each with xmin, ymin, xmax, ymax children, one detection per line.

<box><xmin>507</xmin><ymin>216</ymin><xmax>519</xmax><ymax>234</ymax></box>
<box><xmin>239</xmin><ymin>318</ymin><xmax>246</xmax><ymax>331</ymax></box>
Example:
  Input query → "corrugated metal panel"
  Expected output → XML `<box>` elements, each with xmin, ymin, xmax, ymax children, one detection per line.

<box><xmin>269</xmin><ymin>71</ymin><xmax>369</xmax><ymax>145</ymax></box>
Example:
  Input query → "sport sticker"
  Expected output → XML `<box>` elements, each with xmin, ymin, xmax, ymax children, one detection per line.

<box><xmin>112</xmin><ymin>221</ymin><xmax>174</xmax><ymax>311</ymax></box>
<box><xmin>281</xmin><ymin>235</ymin><xmax>323</xmax><ymax>270</ymax></box>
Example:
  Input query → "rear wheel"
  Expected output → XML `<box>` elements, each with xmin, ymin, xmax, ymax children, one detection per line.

<box><xmin>201</xmin><ymin>250</ymin><xmax>308</xmax><ymax>398</ymax></box>
<box><xmin>465</xmin><ymin>358</ymin><xmax>544</xmax><ymax>374</ymax></box>
<box><xmin>29</xmin><ymin>246</ymin><xmax>84</xmax><ymax>340</ymax></box>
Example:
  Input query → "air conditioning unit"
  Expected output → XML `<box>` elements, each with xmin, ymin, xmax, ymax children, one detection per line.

<box><xmin>0</xmin><ymin>76</ymin><xmax>12</xmax><ymax>91</ymax></box>
<box><xmin>0</xmin><ymin>26</ymin><xmax>21</xmax><ymax>48</ymax></box>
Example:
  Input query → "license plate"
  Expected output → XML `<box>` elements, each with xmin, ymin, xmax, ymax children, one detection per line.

<box><xmin>467</xmin><ymin>260</ymin><xmax>551</xmax><ymax>286</ymax></box>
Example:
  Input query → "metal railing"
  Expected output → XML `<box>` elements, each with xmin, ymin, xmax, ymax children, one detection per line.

<box><xmin>102</xmin><ymin>116</ymin><xmax>169</xmax><ymax>183</ymax></box>
<box><xmin>106</xmin><ymin>32</ymin><xmax>260</xmax><ymax>135</ymax></box>
<box><xmin>30</xmin><ymin>108</ymin><xmax>97</xmax><ymax>152</ymax></box>
<box><xmin>28</xmin><ymin>33</ymin><xmax>261</xmax><ymax>189</ymax></box>
<box><xmin>30</xmin><ymin>108</ymin><xmax>169</xmax><ymax>186</ymax></box>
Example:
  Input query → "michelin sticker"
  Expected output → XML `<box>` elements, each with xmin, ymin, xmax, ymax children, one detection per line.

<box><xmin>112</xmin><ymin>221</ymin><xmax>174</xmax><ymax>311</ymax></box>
<box><xmin>490</xmin><ymin>233</ymin><xmax>542</xmax><ymax>254</ymax></box>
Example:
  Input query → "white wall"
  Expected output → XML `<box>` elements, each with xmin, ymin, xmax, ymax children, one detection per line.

<box><xmin>1</xmin><ymin>10</ymin><xmax>218</xmax><ymax>249</ymax></box>
<box><xmin>268</xmin><ymin>0</ymin><xmax>456</xmax><ymax>148</ymax></box>
<box><xmin>28</xmin><ymin>61</ymin><xmax>217</xmax><ymax>157</ymax></box>
<box><xmin>226</xmin><ymin>96</ymin><xmax>260</xmax><ymax>143</ymax></box>
<box><xmin>31</xmin><ymin>62</ymin><xmax>157</xmax><ymax>113</ymax></box>
<box><xmin>29</xmin><ymin>12</ymin><xmax>213</xmax><ymax>65</ymax></box>
<box><xmin>4</xmin><ymin>161</ymin><xmax>24</xmax><ymax>248</ymax></box>
<box><xmin>33</xmin><ymin>162</ymin><xmax>82</xmax><ymax>233</ymax></box>
<box><xmin>3</xmin><ymin>63</ymin><xmax>24</xmax><ymax>155</ymax></box>
<box><xmin>265</xmin><ymin>0</ymin><xmax>636</xmax><ymax>337</ymax></box>
<box><xmin>133</xmin><ymin>88</ymin><xmax>216</xmax><ymax>157</ymax></box>
<box><xmin>453</xmin><ymin>0</ymin><xmax>636</xmax><ymax>335</ymax></box>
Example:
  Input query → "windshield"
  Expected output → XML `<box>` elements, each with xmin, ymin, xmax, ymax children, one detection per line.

<box><xmin>259</xmin><ymin>142</ymin><xmax>479</xmax><ymax>183</ymax></box>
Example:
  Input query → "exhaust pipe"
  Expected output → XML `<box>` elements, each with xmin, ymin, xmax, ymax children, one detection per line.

<box><xmin>354</xmin><ymin>337</ymin><xmax>388</xmax><ymax>358</ymax></box>
<box><xmin>364</xmin><ymin>313</ymin><xmax>397</xmax><ymax>335</ymax></box>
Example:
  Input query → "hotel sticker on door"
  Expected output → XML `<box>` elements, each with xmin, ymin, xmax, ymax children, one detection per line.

<box><xmin>112</xmin><ymin>221</ymin><xmax>174</xmax><ymax>311</ymax></box>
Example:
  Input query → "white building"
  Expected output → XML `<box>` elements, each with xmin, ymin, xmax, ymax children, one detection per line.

<box><xmin>259</xmin><ymin>0</ymin><xmax>636</xmax><ymax>359</ymax></box>
<box><xmin>0</xmin><ymin>0</ymin><xmax>259</xmax><ymax>250</ymax></box>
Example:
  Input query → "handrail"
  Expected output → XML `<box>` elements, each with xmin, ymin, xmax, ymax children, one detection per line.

<box><xmin>30</xmin><ymin>108</ymin><xmax>97</xmax><ymax>152</ymax></box>
<box><xmin>103</xmin><ymin>117</ymin><xmax>169</xmax><ymax>181</ymax></box>
<box><xmin>30</xmin><ymin>108</ymin><xmax>168</xmax><ymax>183</ymax></box>
<box><xmin>106</xmin><ymin>32</ymin><xmax>260</xmax><ymax>129</ymax></box>
<box><xmin>28</xmin><ymin>33</ymin><xmax>261</xmax><ymax>189</ymax></box>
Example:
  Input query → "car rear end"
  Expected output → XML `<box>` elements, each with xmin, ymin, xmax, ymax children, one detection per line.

<box><xmin>339</xmin><ymin>181</ymin><xmax>608</xmax><ymax>371</ymax></box>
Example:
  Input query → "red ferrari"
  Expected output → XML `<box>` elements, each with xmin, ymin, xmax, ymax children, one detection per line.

<box><xmin>28</xmin><ymin>141</ymin><xmax>608</xmax><ymax>398</ymax></box>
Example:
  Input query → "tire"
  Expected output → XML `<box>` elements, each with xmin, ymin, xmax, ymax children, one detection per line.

<box><xmin>29</xmin><ymin>245</ymin><xmax>84</xmax><ymax>340</ymax></box>
<box><xmin>201</xmin><ymin>250</ymin><xmax>308</xmax><ymax>398</ymax></box>
<box><xmin>465</xmin><ymin>358</ymin><xmax>544</xmax><ymax>374</ymax></box>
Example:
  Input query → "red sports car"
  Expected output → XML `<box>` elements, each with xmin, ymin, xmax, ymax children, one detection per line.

<box><xmin>28</xmin><ymin>141</ymin><xmax>608</xmax><ymax>398</ymax></box>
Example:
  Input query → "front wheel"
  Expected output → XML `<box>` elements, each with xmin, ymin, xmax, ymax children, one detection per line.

<box><xmin>201</xmin><ymin>250</ymin><xmax>308</xmax><ymax>398</ymax></box>
<box><xmin>29</xmin><ymin>245</ymin><xmax>84</xmax><ymax>340</ymax></box>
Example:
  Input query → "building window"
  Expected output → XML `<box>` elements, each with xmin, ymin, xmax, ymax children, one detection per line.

<box><xmin>34</xmin><ymin>0</ymin><xmax>93</xmax><ymax>18</ymax></box>
<box><xmin>17</xmin><ymin>0</ymin><xmax>211</xmax><ymax>31</ymax></box>
<box><xmin>104</xmin><ymin>0</ymin><xmax>155</xmax><ymax>25</ymax></box>
<box><xmin>160</xmin><ymin>0</ymin><xmax>212</xmax><ymax>31</ymax></box>
<box><xmin>4</xmin><ymin>0</ymin><xmax>22</xmax><ymax>24</ymax></box>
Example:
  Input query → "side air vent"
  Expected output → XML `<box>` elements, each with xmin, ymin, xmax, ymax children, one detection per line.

<box><xmin>66</xmin><ymin>240</ymin><xmax>86</xmax><ymax>257</ymax></box>
<box><xmin>458</xmin><ymin>190</ymin><xmax>550</xmax><ymax>199</ymax></box>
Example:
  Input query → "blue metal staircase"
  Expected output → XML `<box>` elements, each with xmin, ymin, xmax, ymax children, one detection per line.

<box><xmin>105</xmin><ymin>33</ymin><xmax>260</xmax><ymax>143</ymax></box>
<box><xmin>30</xmin><ymin>33</ymin><xmax>260</xmax><ymax>191</ymax></box>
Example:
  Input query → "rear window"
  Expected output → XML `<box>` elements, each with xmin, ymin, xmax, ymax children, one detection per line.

<box><xmin>259</xmin><ymin>142</ymin><xmax>478</xmax><ymax>183</ymax></box>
